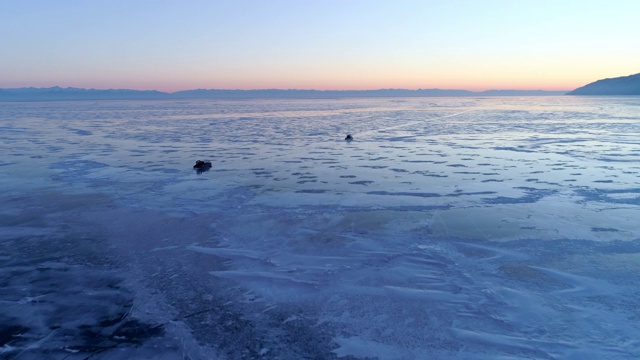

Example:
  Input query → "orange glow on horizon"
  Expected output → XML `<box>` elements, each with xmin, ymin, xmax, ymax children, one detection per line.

<box><xmin>5</xmin><ymin>75</ymin><xmax>585</xmax><ymax>93</ymax></box>
<box><xmin>159</xmin><ymin>80</ymin><xmax>576</xmax><ymax>93</ymax></box>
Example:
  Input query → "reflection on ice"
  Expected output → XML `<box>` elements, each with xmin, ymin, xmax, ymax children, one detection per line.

<box><xmin>1</xmin><ymin>97</ymin><xmax>640</xmax><ymax>359</ymax></box>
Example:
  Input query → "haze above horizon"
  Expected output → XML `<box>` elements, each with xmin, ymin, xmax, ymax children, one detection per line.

<box><xmin>2</xmin><ymin>0</ymin><xmax>638</xmax><ymax>93</ymax></box>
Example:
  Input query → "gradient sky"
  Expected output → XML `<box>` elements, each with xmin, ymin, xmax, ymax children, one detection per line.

<box><xmin>2</xmin><ymin>0</ymin><xmax>639</xmax><ymax>92</ymax></box>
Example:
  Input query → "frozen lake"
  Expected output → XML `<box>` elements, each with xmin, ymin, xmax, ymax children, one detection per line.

<box><xmin>1</xmin><ymin>96</ymin><xmax>640</xmax><ymax>359</ymax></box>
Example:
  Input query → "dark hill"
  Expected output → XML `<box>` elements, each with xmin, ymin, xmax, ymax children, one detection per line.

<box><xmin>567</xmin><ymin>73</ymin><xmax>640</xmax><ymax>95</ymax></box>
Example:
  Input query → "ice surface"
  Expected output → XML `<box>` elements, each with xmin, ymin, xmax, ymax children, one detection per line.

<box><xmin>1</xmin><ymin>97</ymin><xmax>640</xmax><ymax>359</ymax></box>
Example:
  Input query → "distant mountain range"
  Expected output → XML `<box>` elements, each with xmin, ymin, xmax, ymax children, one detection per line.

<box><xmin>3</xmin><ymin>73</ymin><xmax>639</xmax><ymax>101</ymax></box>
<box><xmin>0</xmin><ymin>87</ymin><xmax>169</xmax><ymax>101</ymax></box>
<box><xmin>0</xmin><ymin>86</ymin><xmax>568</xmax><ymax>102</ymax></box>
<box><xmin>566</xmin><ymin>73</ymin><xmax>640</xmax><ymax>95</ymax></box>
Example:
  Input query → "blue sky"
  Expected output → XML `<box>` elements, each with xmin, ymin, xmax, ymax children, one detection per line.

<box><xmin>2</xmin><ymin>0</ymin><xmax>639</xmax><ymax>92</ymax></box>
